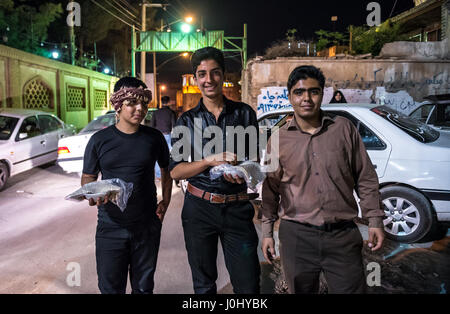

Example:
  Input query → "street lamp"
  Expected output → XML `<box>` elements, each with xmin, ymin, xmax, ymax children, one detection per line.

<box><xmin>51</xmin><ymin>50</ymin><xmax>60</xmax><ymax>59</ymax></box>
<box><xmin>156</xmin><ymin>52</ymin><xmax>190</xmax><ymax>72</ymax></box>
<box><xmin>159</xmin><ymin>84</ymin><xmax>166</xmax><ymax>108</ymax></box>
<box><xmin>181</xmin><ymin>23</ymin><xmax>192</xmax><ymax>33</ymax></box>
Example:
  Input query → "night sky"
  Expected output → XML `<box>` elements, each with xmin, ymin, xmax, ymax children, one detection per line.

<box><xmin>154</xmin><ymin>0</ymin><xmax>415</xmax><ymax>82</ymax></box>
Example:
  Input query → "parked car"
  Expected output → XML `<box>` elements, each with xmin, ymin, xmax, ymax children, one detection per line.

<box><xmin>57</xmin><ymin>110</ymin><xmax>156</xmax><ymax>174</ymax></box>
<box><xmin>0</xmin><ymin>108</ymin><xmax>77</xmax><ymax>191</ymax></box>
<box><xmin>257</xmin><ymin>104</ymin><xmax>450</xmax><ymax>243</ymax></box>
<box><xmin>409</xmin><ymin>94</ymin><xmax>450</xmax><ymax>133</ymax></box>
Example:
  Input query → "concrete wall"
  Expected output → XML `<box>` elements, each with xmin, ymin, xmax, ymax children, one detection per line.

<box><xmin>242</xmin><ymin>57</ymin><xmax>450</xmax><ymax>116</ymax></box>
<box><xmin>0</xmin><ymin>44</ymin><xmax>118</xmax><ymax>130</ymax></box>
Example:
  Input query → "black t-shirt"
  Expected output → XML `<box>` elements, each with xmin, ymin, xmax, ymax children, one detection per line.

<box><xmin>83</xmin><ymin>124</ymin><xmax>170</xmax><ymax>228</ymax></box>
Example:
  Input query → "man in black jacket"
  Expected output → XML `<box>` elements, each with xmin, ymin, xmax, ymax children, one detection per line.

<box><xmin>150</xmin><ymin>95</ymin><xmax>177</xmax><ymax>179</ymax></box>
<box><xmin>170</xmin><ymin>47</ymin><xmax>261</xmax><ymax>294</ymax></box>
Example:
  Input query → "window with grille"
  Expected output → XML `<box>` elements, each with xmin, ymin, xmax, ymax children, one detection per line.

<box><xmin>94</xmin><ymin>89</ymin><xmax>107</xmax><ymax>110</ymax></box>
<box><xmin>67</xmin><ymin>86</ymin><xmax>86</xmax><ymax>111</ymax></box>
<box><xmin>23</xmin><ymin>78</ymin><xmax>54</xmax><ymax>111</ymax></box>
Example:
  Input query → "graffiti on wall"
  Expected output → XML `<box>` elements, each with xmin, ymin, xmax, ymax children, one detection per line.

<box><xmin>257</xmin><ymin>87</ymin><xmax>291</xmax><ymax>115</ymax></box>
<box><xmin>257</xmin><ymin>68</ymin><xmax>449</xmax><ymax>116</ymax></box>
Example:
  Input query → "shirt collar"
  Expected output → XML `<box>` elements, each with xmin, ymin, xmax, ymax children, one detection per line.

<box><xmin>287</xmin><ymin>110</ymin><xmax>335</xmax><ymax>132</ymax></box>
<box><xmin>192</xmin><ymin>95</ymin><xmax>230</xmax><ymax>114</ymax></box>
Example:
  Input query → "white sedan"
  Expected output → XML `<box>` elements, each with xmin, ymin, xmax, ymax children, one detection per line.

<box><xmin>57</xmin><ymin>110</ymin><xmax>155</xmax><ymax>174</ymax></box>
<box><xmin>0</xmin><ymin>109</ymin><xmax>76</xmax><ymax>191</ymax></box>
<box><xmin>257</xmin><ymin>104</ymin><xmax>450</xmax><ymax>243</ymax></box>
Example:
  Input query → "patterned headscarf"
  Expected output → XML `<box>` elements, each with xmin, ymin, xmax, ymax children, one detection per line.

<box><xmin>110</xmin><ymin>87</ymin><xmax>152</xmax><ymax>111</ymax></box>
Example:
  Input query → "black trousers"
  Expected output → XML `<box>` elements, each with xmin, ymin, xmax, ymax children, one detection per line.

<box><xmin>279</xmin><ymin>219</ymin><xmax>366</xmax><ymax>294</ymax></box>
<box><xmin>95</xmin><ymin>218</ymin><xmax>162</xmax><ymax>294</ymax></box>
<box><xmin>182</xmin><ymin>192</ymin><xmax>261</xmax><ymax>294</ymax></box>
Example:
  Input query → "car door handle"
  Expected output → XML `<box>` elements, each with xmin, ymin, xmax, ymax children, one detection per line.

<box><xmin>40</xmin><ymin>140</ymin><xmax>46</xmax><ymax>145</ymax></box>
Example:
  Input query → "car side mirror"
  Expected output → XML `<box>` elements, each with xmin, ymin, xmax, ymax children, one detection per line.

<box><xmin>19</xmin><ymin>133</ymin><xmax>28</xmax><ymax>139</ymax></box>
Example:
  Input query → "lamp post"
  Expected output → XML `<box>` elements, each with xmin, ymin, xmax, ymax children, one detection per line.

<box><xmin>159</xmin><ymin>84</ymin><xmax>166</xmax><ymax>108</ymax></box>
<box><xmin>140</xmin><ymin>2</ymin><xmax>168</xmax><ymax>107</ymax></box>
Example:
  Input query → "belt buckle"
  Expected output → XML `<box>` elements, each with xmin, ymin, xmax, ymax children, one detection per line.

<box><xmin>210</xmin><ymin>193</ymin><xmax>225</xmax><ymax>204</ymax></box>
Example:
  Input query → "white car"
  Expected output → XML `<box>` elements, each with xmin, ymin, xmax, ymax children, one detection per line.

<box><xmin>0</xmin><ymin>108</ymin><xmax>76</xmax><ymax>191</ymax></box>
<box><xmin>257</xmin><ymin>104</ymin><xmax>450</xmax><ymax>243</ymax></box>
<box><xmin>57</xmin><ymin>113</ymin><xmax>116</xmax><ymax>174</ymax></box>
<box><xmin>57</xmin><ymin>110</ymin><xmax>156</xmax><ymax>174</ymax></box>
<box><xmin>409</xmin><ymin>94</ymin><xmax>450</xmax><ymax>133</ymax></box>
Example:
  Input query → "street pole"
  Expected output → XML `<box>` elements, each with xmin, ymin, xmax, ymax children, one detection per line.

<box><xmin>243</xmin><ymin>23</ymin><xmax>247</xmax><ymax>69</ymax></box>
<box><xmin>94</xmin><ymin>42</ymin><xmax>97</xmax><ymax>71</ymax></box>
<box><xmin>131</xmin><ymin>25</ymin><xmax>136</xmax><ymax>77</ymax></box>
<box><xmin>69</xmin><ymin>24</ymin><xmax>76</xmax><ymax>65</ymax></box>
<box><xmin>141</xmin><ymin>0</ymin><xmax>146</xmax><ymax>81</ymax></box>
<box><xmin>153</xmin><ymin>52</ymin><xmax>157</xmax><ymax>108</ymax></box>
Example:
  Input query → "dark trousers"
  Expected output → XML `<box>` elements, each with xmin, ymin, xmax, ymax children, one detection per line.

<box><xmin>95</xmin><ymin>219</ymin><xmax>162</xmax><ymax>294</ymax></box>
<box><xmin>182</xmin><ymin>192</ymin><xmax>261</xmax><ymax>294</ymax></box>
<box><xmin>279</xmin><ymin>219</ymin><xmax>366</xmax><ymax>294</ymax></box>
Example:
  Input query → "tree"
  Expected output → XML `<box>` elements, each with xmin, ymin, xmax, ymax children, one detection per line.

<box><xmin>0</xmin><ymin>0</ymin><xmax>63</xmax><ymax>56</ymax></box>
<box><xmin>315</xmin><ymin>29</ymin><xmax>348</xmax><ymax>51</ymax></box>
<box><xmin>351</xmin><ymin>20</ymin><xmax>410</xmax><ymax>56</ymax></box>
<box><xmin>0</xmin><ymin>0</ymin><xmax>63</xmax><ymax>55</ymax></box>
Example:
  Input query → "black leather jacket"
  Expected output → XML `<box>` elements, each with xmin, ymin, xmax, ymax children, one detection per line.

<box><xmin>169</xmin><ymin>96</ymin><xmax>259</xmax><ymax>194</ymax></box>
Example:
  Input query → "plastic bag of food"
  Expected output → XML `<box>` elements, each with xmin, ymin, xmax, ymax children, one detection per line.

<box><xmin>210</xmin><ymin>161</ymin><xmax>266</xmax><ymax>191</ymax></box>
<box><xmin>64</xmin><ymin>178</ymin><xmax>133</xmax><ymax>212</ymax></box>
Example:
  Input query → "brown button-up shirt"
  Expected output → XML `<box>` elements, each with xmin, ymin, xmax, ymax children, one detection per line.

<box><xmin>261</xmin><ymin>111</ymin><xmax>384</xmax><ymax>238</ymax></box>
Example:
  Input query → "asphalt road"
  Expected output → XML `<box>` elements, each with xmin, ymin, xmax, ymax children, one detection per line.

<box><xmin>1</xmin><ymin>164</ymin><xmax>449</xmax><ymax>294</ymax></box>
<box><xmin>0</xmin><ymin>164</ymin><xmax>230</xmax><ymax>294</ymax></box>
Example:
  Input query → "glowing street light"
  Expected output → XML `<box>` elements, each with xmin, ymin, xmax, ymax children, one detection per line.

<box><xmin>103</xmin><ymin>67</ymin><xmax>111</xmax><ymax>74</ymax></box>
<box><xmin>185</xmin><ymin>16</ymin><xmax>193</xmax><ymax>23</ymax></box>
<box><xmin>51</xmin><ymin>50</ymin><xmax>60</xmax><ymax>59</ymax></box>
<box><xmin>181</xmin><ymin>23</ymin><xmax>192</xmax><ymax>33</ymax></box>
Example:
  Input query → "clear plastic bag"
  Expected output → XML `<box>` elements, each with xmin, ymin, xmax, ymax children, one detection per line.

<box><xmin>210</xmin><ymin>161</ymin><xmax>266</xmax><ymax>191</ymax></box>
<box><xmin>64</xmin><ymin>178</ymin><xmax>134</xmax><ymax>212</ymax></box>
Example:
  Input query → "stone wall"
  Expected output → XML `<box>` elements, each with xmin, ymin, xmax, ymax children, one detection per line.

<box><xmin>242</xmin><ymin>57</ymin><xmax>450</xmax><ymax>116</ymax></box>
<box><xmin>0</xmin><ymin>44</ymin><xmax>118</xmax><ymax>130</ymax></box>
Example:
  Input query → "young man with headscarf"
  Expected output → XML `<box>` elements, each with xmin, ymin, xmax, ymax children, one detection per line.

<box><xmin>81</xmin><ymin>77</ymin><xmax>172</xmax><ymax>294</ymax></box>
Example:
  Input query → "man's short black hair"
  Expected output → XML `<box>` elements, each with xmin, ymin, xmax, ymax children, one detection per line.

<box><xmin>287</xmin><ymin>65</ymin><xmax>325</xmax><ymax>93</ymax></box>
<box><xmin>161</xmin><ymin>96</ymin><xmax>170</xmax><ymax>104</ymax></box>
<box><xmin>191</xmin><ymin>47</ymin><xmax>225</xmax><ymax>77</ymax></box>
<box><xmin>114</xmin><ymin>76</ymin><xmax>147</xmax><ymax>92</ymax></box>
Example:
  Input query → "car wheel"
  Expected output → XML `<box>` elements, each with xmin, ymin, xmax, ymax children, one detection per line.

<box><xmin>381</xmin><ymin>185</ymin><xmax>435</xmax><ymax>243</ymax></box>
<box><xmin>0</xmin><ymin>163</ymin><xmax>9</xmax><ymax>191</ymax></box>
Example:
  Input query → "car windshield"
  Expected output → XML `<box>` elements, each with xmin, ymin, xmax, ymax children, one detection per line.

<box><xmin>371</xmin><ymin>106</ymin><xmax>440</xmax><ymax>143</ymax></box>
<box><xmin>0</xmin><ymin>115</ymin><xmax>19</xmax><ymax>140</ymax></box>
<box><xmin>80</xmin><ymin>114</ymin><xmax>115</xmax><ymax>134</ymax></box>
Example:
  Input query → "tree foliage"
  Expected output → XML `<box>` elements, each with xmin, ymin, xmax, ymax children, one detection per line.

<box><xmin>0</xmin><ymin>0</ymin><xmax>63</xmax><ymax>56</ymax></box>
<box><xmin>315</xmin><ymin>29</ymin><xmax>348</xmax><ymax>51</ymax></box>
<box><xmin>351</xmin><ymin>21</ymin><xmax>410</xmax><ymax>56</ymax></box>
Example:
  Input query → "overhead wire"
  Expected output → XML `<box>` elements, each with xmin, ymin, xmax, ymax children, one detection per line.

<box><xmin>111</xmin><ymin>0</ymin><xmax>138</xmax><ymax>19</ymax></box>
<box><xmin>89</xmin><ymin>0</ymin><xmax>141</xmax><ymax>30</ymax></box>
<box><xmin>104</xmin><ymin>0</ymin><xmax>142</xmax><ymax>27</ymax></box>
<box><xmin>117</xmin><ymin>0</ymin><xmax>140</xmax><ymax>15</ymax></box>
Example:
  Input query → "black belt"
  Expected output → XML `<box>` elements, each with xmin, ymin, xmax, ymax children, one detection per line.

<box><xmin>296</xmin><ymin>220</ymin><xmax>355</xmax><ymax>232</ymax></box>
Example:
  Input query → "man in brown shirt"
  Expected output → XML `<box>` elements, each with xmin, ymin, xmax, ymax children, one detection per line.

<box><xmin>261</xmin><ymin>65</ymin><xmax>385</xmax><ymax>293</ymax></box>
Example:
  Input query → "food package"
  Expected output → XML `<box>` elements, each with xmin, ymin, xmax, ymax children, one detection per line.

<box><xmin>210</xmin><ymin>161</ymin><xmax>266</xmax><ymax>191</ymax></box>
<box><xmin>65</xmin><ymin>178</ymin><xmax>133</xmax><ymax>212</ymax></box>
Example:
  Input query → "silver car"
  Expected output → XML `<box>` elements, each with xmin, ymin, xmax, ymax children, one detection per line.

<box><xmin>0</xmin><ymin>109</ymin><xmax>76</xmax><ymax>191</ymax></box>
